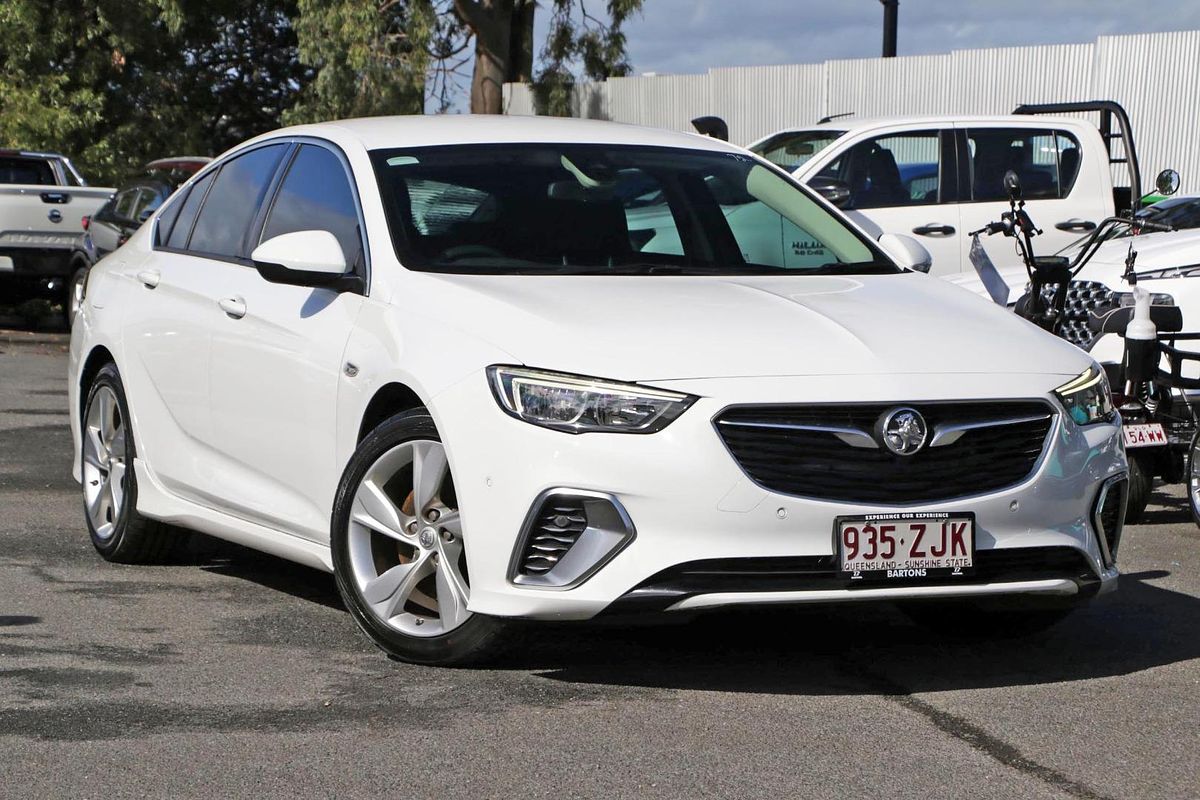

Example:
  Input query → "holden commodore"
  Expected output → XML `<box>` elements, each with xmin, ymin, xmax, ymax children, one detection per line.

<box><xmin>68</xmin><ymin>116</ymin><xmax>1126</xmax><ymax>664</ymax></box>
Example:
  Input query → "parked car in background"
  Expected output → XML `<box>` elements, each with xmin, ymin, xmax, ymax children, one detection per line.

<box><xmin>70</xmin><ymin>116</ymin><xmax>1125</xmax><ymax>666</ymax></box>
<box><xmin>65</xmin><ymin>157</ymin><xmax>211</xmax><ymax>325</ymax></box>
<box><xmin>738</xmin><ymin>103</ymin><xmax>1146</xmax><ymax>283</ymax></box>
<box><xmin>0</xmin><ymin>150</ymin><xmax>113</xmax><ymax>322</ymax></box>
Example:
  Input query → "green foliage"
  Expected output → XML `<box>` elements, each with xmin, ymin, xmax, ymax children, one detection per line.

<box><xmin>0</xmin><ymin>0</ymin><xmax>311</xmax><ymax>186</ymax></box>
<box><xmin>532</xmin><ymin>0</ymin><xmax>642</xmax><ymax>116</ymax></box>
<box><xmin>286</xmin><ymin>0</ymin><xmax>435</xmax><ymax>123</ymax></box>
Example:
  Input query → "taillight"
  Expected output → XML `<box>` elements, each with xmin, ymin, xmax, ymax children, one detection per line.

<box><xmin>81</xmin><ymin>215</ymin><xmax>90</xmax><ymax>231</ymax></box>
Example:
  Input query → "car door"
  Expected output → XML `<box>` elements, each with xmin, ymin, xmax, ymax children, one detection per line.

<box><xmin>808</xmin><ymin>128</ymin><xmax>960</xmax><ymax>275</ymax></box>
<box><xmin>206</xmin><ymin>142</ymin><xmax>367</xmax><ymax>542</ymax></box>
<box><xmin>956</xmin><ymin>124</ymin><xmax>1109</xmax><ymax>274</ymax></box>
<box><xmin>119</xmin><ymin>145</ymin><xmax>290</xmax><ymax>504</ymax></box>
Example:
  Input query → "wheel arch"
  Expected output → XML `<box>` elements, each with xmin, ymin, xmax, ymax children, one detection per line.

<box><xmin>356</xmin><ymin>381</ymin><xmax>426</xmax><ymax>444</ymax></box>
<box><xmin>78</xmin><ymin>344</ymin><xmax>116</xmax><ymax>420</ymax></box>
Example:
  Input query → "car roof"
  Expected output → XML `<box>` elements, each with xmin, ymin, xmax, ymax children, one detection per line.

<box><xmin>757</xmin><ymin>114</ymin><xmax>1088</xmax><ymax>138</ymax></box>
<box><xmin>144</xmin><ymin>156</ymin><xmax>212</xmax><ymax>172</ymax></box>
<box><xmin>236</xmin><ymin>114</ymin><xmax>743</xmax><ymax>156</ymax></box>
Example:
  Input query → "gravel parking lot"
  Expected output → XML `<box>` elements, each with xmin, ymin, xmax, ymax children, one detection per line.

<box><xmin>2</xmin><ymin>338</ymin><xmax>1198</xmax><ymax>800</ymax></box>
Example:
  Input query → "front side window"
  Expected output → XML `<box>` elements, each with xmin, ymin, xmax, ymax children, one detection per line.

<box><xmin>966</xmin><ymin>128</ymin><xmax>1079</xmax><ymax>201</ymax></box>
<box><xmin>813</xmin><ymin>131</ymin><xmax>942</xmax><ymax>210</ymax></box>
<box><xmin>189</xmin><ymin>144</ymin><xmax>288</xmax><ymax>259</ymax></box>
<box><xmin>751</xmin><ymin>130</ymin><xmax>846</xmax><ymax>171</ymax></box>
<box><xmin>260</xmin><ymin>145</ymin><xmax>363</xmax><ymax>269</ymax></box>
<box><xmin>371</xmin><ymin>144</ymin><xmax>886</xmax><ymax>276</ymax></box>
<box><xmin>113</xmin><ymin>189</ymin><xmax>139</xmax><ymax>221</ymax></box>
<box><xmin>163</xmin><ymin>172</ymin><xmax>213</xmax><ymax>249</ymax></box>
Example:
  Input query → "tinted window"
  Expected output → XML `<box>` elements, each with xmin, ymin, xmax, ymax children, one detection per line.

<box><xmin>0</xmin><ymin>157</ymin><xmax>55</xmax><ymax>185</ymax></box>
<box><xmin>966</xmin><ymin>128</ymin><xmax>1079</xmax><ymax>201</ymax></box>
<box><xmin>371</xmin><ymin>144</ymin><xmax>882</xmax><ymax>275</ymax></box>
<box><xmin>261</xmin><ymin>145</ymin><xmax>362</xmax><ymax>267</ymax></box>
<box><xmin>165</xmin><ymin>171</ymin><xmax>214</xmax><ymax>249</ymax></box>
<box><xmin>189</xmin><ymin>144</ymin><xmax>287</xmax><ymax>259</ymax></box>
<box><xmin>752</xmin><ymin>130</ymin><xmax>845</xmax><ymax>171</ymax></box>
<box><xmin>814</xmin><ymin>131</ymin><xmax>941</xmax><ymax>209</ymax></box>
<box><xmin>114</xmin><ymin>189</ymin><xmax>139</xmax><ymax>220</ymax></box>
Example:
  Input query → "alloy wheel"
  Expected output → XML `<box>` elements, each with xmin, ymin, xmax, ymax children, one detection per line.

<box><xmin>346</xmin><ymin>439</ymin><xmax>471</xmax><ymax>637</ymax></box>
<box><xmin>82</xmin><ymin>385</ymin><xmax>127</xmax><ymax>540</ymax></box>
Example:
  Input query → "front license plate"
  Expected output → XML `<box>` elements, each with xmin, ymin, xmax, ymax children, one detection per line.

<box><xmin>837</xmin><ymin>512</ymin><xmax>974</xmax><ymax>581</ymax></box>
<box><xmin>1123</xmin><ymin>423</ymin><xmax>1167</xmax><ymax>449</ymax></box>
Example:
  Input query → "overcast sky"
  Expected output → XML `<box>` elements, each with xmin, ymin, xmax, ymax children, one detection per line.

<box><xmin>616</xmin><ymin>0</ymin><xmax>1200</xmax><ymax>75</ymax></box>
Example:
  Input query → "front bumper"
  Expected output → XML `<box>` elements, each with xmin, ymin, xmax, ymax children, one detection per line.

<box><xmin>433</xmin><ymin>371</ymin><xmax>1126</xmax><ymax>620</ymax></box>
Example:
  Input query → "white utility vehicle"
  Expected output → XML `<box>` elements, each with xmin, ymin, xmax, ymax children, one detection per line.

<box><xmin>738</xmin><ymin>102</ymin><xmax>1143</xmax><ymax>282</ymax></box>
<box><xmin>70</xmin><ymin>116</ymin><xmax>1125</xmax><ymax>665</ymax></box>
<box><xmin>0</xmin><ymin>150</ymin><xmax>114</xmax><ymax>315</ymax></box>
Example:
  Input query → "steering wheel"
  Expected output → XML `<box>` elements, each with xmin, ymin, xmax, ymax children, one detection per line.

<box><xmin>441</xmin><ymin>244</ymin><xmax>504</xmax><ymax>261</ymax></box>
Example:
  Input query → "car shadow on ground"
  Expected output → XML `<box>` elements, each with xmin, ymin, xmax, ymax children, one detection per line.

<box><xmin>186</xmin><ymin>526</ymin><xmax>1200</xmax><ymax>695</ymax></box>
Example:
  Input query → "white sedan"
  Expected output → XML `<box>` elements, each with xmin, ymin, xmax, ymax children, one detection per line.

<box><xmin>69</xmin><ymin>116</ymin><xmax>1126</xmax><ymax>664</ymax></box>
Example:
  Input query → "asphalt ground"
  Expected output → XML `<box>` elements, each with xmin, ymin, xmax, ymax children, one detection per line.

<box><xmin>1</xmin><ymin>338</ymin><xmax>1198</xmax><ymax>799</ymax></box>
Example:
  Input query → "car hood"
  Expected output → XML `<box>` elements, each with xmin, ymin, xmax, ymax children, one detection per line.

<box><xmin>414</xmin><ymin>271</ymin><xmax>1091</xmax><ymax>382</ymax></box>
<box><xmin>1075</xmin><ymin>228</ymin><xmax>1200</xmax><ymax>279</ymax></box>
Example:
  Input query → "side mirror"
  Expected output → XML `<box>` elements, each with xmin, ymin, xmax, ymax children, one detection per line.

<box><xmin>1003</xmin><ymin>169</ymin><xmax>1022</xmax><ymax>201</ymax></box>
<box><xmin>878</xmin><ymin>233</ymin><xmax>932</xmax><ymax>273</ymax></box>
<box><xmin>1155</xmin><ymin>168</ymin><xmax>1180</xmax><ymax>197</ymax></box>
<box><xmin>250</xmin><ymin>230</ymin><xmax>362</xmax><ymax>293</ymax></box>
<box><xmin>137</xmin><ymin>208</ymin><xmax>155</xmax><ymax>224</ymax></box>
<box><xmin>690</xmin><ymin>116</ymin><xmax>729</xmax><ymax>142</ymax></box>
<box><xmin>809</xmin><ymin>177</ymin><xmax>852</xmax><ymax>209</ymax></box>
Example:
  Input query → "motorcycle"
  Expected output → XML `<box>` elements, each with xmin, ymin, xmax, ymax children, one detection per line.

<box><xmin>970</xmin><ymin>168</ymin><xmax>1200</xmax><ymax>525</ymax></box>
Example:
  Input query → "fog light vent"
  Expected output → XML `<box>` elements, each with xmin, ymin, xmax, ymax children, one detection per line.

<box><xmin>510</xmin><ymin>489</ymin><xmax>636</xmax><ymax>589</ymax></box>
<box><xmin>521</xmin><ymin>498</ymin><xmax>588</xmax><ymax>576</ymax></box>
<box><xmin>1093</xmin><ymin>475</ymin><xmax>1128</xmax><ymax>567</ymax></box>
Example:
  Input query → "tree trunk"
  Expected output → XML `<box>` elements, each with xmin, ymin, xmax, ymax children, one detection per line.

<box><xmin>455</xmin><ymin>0</ymin><xmax>515</xmax><ymax>114</ymax></box>
<box><xmin>508</xmin><ymin>0</ymin><xmax>535</xmax><ymax>84</ymax></box>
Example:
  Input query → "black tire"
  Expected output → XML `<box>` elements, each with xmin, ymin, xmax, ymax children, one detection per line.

<box><xmin>331</xmin><ymin>408</ymin><xmax>514</xmax><ymax>666</ymax></box>
<box><xmin>81</xmin><ymin>363</ymin><xmax>176</xmax><ymax>563</ymax></box>
<box><xmin>900</xmin><ymin>600</ymin><xmax>1075</xmax><ymax>639</ymax></box>
<box><xmin>64</xmin><ymin>264</ymin><xmax>88</xmax><ymax>329</ymax></box>
<box><xmin>1187</xmin><ymin>428</ymin><xmax>1200</xmax><ymax>528</ymax></box>
<box><xmin>1124</xmin><ymin>452</ymin><xmax>1153</xmax><ymax>524</ymax></box>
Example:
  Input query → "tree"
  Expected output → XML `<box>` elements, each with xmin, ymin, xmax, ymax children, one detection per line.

<box><xmin>449</xmin><ymin>0</ymin><xmax>642</xmax><ymax>114</ymax></box>
<box><xmin>285</xmin><ymin>0</ymin><xmax>435</xmax><ymax>123</ymax></box>
<box><xmin>0</xmin><ymin>0</ymin><xmax>312</xmax><ymax>186</ymax></box>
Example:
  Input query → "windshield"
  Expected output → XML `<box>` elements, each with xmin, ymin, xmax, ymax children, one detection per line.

<box><xmin>749</xmin><ymin>130</ymin><xmax>845</xmax><ymax>171</ymax></box>
<box><xmin>371</xmin><ymin>143</ymin><xmax>889</xmax><ymax>276</ymax></box>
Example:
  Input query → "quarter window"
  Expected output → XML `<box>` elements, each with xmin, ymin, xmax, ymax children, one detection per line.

<box><xmin>813</xmin><ymin>131</ymin><xmax>942</xmax><ymax>210</ymax></box>
<box><xmin>164</xmin><ymin>171</ymin><xmax>214</xmax><ymax>249</ymax></box>
<box><xmin>260</xmin><ymin>145</ymin><xmax>363</xmax><ymax>268</ymax></box>
<box><xmin>189</xmin><ymin>144</ymin><xmax>288</xmax><ymax>259</ymax></box>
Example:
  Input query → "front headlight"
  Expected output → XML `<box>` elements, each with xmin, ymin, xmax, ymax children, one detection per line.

<box><xmin>1053</xmin><ymin>366</ymin><xmax>1115</xmax><ymax>426</ymax></box>
<box><xmin>487</xmin><ymin>366</ymin><xmax>696</xmax><ymax>434</ymax></box>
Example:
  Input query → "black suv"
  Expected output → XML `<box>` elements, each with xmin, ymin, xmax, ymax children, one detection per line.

<box><xmin>66</xmin><ymin>157</ymin><xmax>210</xmax><ymax>324</ymax></box>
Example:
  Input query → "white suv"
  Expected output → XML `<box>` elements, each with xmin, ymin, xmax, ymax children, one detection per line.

<box><xmin>69</xmin><ymin>116</ymin><xmax>1126</xmax><ymax>664</ymax></box>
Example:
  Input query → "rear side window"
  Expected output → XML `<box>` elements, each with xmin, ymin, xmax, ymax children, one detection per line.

<box><xmin>164</xmin><ymin>171</ymin><xmax>214</xmax><ymax>249</ymax></box>
<box><xmin>189</xmin><ymin>144</ymin><xmax>288</xmax><ymax>259</ymax></box>
<box><xmin>0</xmin><ymin>157</ymin><xmax>55</xmax><ymax>185</ymax></box>
<box><xmin>966</xmin><ymin>128</ymin><xmax>1080</xmax><ymax>201</ymax></box>
<box><xmin>260</xmin><ymin>145</ymin><xmax>362</xmax><ymax>268</ymax></box>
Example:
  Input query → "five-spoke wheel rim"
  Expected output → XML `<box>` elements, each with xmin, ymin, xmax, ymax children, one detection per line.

<box><xmin>82</xmin><ymin>385</ymin><xmax>127</xmax><ymax>541</ymax></box>
<box><xmin>347</xmin><ymin>439</ymin><xmax>470</xmax><ymax>638</ymax></box>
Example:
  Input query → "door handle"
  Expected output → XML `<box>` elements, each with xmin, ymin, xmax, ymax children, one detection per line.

<box><xmin>218</xmin><ymin>296</ymin><xmax>246</xmax><ymax>319</ymax></box>
<box><xmin>136</xmin><ymin>269</ymin><xmax>160</xmax><ymax>289</ymax></box>
<box><xmin>1055</xmin><ymin>219</ymin><xmax>1097</xmax><ymax>232</ymax></box>
<box><xmin>912</xmin><ymin>223</ymin><xmax>956</xmax><ymax>236</ymax></box>
<box><xmin>40</xmin><ymin>191</ymin><xmax>68</xmax><ymax>204</ymax></box>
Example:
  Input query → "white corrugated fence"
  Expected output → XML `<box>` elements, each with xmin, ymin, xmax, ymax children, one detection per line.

<box><xmin>503</xmin><ymin>30</ymin><xmax>1200</xmax><ymax>193</ymax></box>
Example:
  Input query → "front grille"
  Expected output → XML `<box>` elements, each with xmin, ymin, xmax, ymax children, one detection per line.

<box><xmin>517</xmin><ymin>496</ymin><xmax>588</xmax><ymax>576</ymax></box>
<box><xmin>715</xmin><ymin>401</ymin><xmax>1054</xmax><ymax>505</ymax></box>
<box><xmin>1035</xmin><ymin>279</ymin><xmax>1114</xmax><ymax>348</ymax></box>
